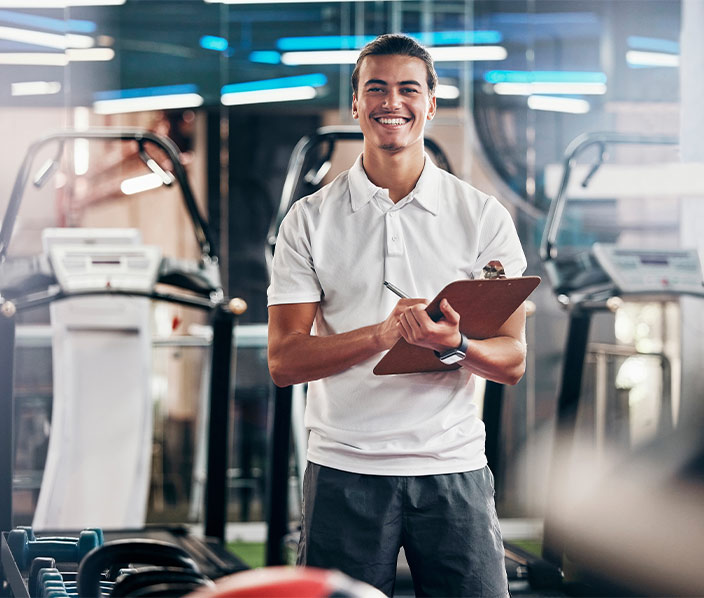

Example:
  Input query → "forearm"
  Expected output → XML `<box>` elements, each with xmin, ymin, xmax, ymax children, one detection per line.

<box><xmin>460</xmin><ymin>335</ymin><xmax>526</xmax><ymax>386</ymax></box>
<box><xmin>268</xmin><ymin>324</ymin><xmax>386</xmax><ymax>387</ymax></box>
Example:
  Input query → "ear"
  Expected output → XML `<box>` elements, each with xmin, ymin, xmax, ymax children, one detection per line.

<box><xmin>427</xmin><ymin>94</ymin><xmax>437</xmax><ymax>121</ymax></box>
<box><xmin>352</xmin><ymin>93</ymin><xmax>359</xmax><ymax>119</ymax></box>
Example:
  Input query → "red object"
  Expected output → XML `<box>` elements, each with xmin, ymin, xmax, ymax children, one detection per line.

<box><xmin>186</xmin><ymin>566</ymin><xmax>383</xmax><ymax>598</ymax></box>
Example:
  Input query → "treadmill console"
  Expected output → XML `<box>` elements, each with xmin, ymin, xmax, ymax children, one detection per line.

<box><xmin>592</xmin><ymin>243</ymin><xmax>704</xmax><ymax>297</ymax></box>
<box><xmin>49</xmin><ymin>245</ymin><xmax>162</xmax><ymax>293</ymax></box>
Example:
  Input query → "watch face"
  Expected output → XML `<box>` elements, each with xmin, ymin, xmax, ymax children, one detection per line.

<box><xmin>439</xmin><ymin>350</ymin><xmax>466</xmax><ymax>365</ymax></box>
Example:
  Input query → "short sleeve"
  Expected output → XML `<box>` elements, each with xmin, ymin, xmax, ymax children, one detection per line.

<box><xmin>267</xmin><ymin>201</ymin><xmax>323</xmax><ymax>306</ymax></box>
<box><xmin>472</xmin><ymin>197</ymin><xmax>527</xmax><ymax>279</ymax></box>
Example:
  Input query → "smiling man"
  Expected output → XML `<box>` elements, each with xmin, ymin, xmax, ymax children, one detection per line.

<box><xmin>267</xmin><ymin>34</ymin><xmax>527</xmax><ymax>597</ymax></box>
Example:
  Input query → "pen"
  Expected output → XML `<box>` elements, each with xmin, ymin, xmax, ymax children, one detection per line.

<box><xmin>383</xmin><ymin>280</ymin><xmax>410</xmax><ymax>299</ymax></box>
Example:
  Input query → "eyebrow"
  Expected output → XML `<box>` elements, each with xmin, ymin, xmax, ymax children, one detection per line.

<box><xmin>363</xmin><ymin>78</ymin><xmax>422</xmax><ymax>87</ymax></box>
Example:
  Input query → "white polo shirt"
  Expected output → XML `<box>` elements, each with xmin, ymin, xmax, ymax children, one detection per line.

<box><xmin>268</xmin><ymin>153</ymin><xmax>526</xmax><ymax>475</ymax></box>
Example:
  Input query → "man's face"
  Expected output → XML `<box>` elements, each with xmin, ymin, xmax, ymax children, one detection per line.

<box><xmin>352</xmin><ymin>54</ymin><xmax>436</xmax><ymax>154</ymax></box>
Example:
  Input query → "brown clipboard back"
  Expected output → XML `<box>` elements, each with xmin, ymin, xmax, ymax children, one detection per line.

<box><xmin>373</xmin><ymin>276</ymin><xmax>541</xmax><ymax>375</ymax></box>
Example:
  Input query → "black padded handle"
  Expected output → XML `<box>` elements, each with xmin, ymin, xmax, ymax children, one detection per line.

<box><xmin>76</xmin><ymin>539</ymin><xmax>198</xmax><ymax>597</ymax></box>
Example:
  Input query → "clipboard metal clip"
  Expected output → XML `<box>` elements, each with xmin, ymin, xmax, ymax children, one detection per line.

<box><xmin>482</xmin><ymin>260</ymin><xmax>506</xmax><ymax>280</ymax></box>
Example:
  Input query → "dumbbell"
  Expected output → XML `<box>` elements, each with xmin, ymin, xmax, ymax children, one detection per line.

<box><xmin>7</xmin><ymin>528</ymin><xmax>101</xmax><ymax>570</ymax></box>
<box><xmin>15</xmin><ymin>525</ymin><xmax>105</xmax><ymax>545</ymax></box>
<box><xmin>35</xmin><ymin>570</ymin><xmax>115</xmax><ymax>598</ymax></box>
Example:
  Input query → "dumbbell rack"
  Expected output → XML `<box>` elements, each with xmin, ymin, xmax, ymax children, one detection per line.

<box><xmin>2</xmin><ymin>526</ymin><xmax>241</xmax><ymax>597</ymax></box>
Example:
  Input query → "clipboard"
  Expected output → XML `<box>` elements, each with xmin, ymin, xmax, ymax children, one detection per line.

<box><xmin>373</xmin><ymin>276</ymin><xmax>541</xmax><ymax>375</ymax></box>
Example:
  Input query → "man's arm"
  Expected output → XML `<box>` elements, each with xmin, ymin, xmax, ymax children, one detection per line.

<box><xmin>398</xmin><ymin>299</ymin><xmax>527</xmax><ymax>386</ymax></box>
<box><xmin>267</xmin><ymin>298</ymin><xmax>426</xmax><ymax>387</ymax></box>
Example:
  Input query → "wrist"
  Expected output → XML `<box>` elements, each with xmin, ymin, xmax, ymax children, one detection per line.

<box><xmin>434</xmin><ymin>333</ymin><xmax>469</xmax><ymax>365</ymax></box>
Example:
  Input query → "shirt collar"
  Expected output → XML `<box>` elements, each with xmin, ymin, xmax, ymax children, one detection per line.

<box><xmin>348</xmin><ymin>152</ymin><xmax>441</xmax><ymax>215</ymax></box>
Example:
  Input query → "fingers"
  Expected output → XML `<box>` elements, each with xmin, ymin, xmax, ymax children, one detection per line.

<box><xmin>439</xmin><ymin>298</ymin><xmax>460</xmax><ymax>325</ymax></box>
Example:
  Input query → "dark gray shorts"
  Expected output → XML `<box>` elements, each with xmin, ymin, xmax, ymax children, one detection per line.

<box><xmin>297</xmin><ymin>462</ymin><xmax>509</xmax><ymax>598</ymax></box>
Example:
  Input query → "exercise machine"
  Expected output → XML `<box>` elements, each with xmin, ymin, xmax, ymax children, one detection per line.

<box><xmin>0</xmin><ymin>129</ymin><xmax>249</xmax><ymax>590</ymax></box>
<box><xmin>539</xmin><ymin>132</ymin><xmax>704</xmax><ymax>595</ymax></box>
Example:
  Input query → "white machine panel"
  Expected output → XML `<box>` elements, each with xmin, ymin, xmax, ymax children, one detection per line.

<box><xmin>49</xmin><ymin>245</ymin><xmax>162</xmax><ymax>293</ymax></box>
<box><xmin>592</xmin><ymin>243</ymin><xmax>704</xmax><ymax>296</ymax></box>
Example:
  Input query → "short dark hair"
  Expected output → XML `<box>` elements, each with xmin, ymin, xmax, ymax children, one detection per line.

<box><xmin>351</xmin><ymin>33</ymin><xmax>437</xmax><ymax>97</ymax></box>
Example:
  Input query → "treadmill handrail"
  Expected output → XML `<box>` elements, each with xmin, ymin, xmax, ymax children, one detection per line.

<box><xmin>0</xmin><ymin>128</ymin><xmax>217</xmax><ymax>263</ymax></box>
<box><xmin>267</xmin><ymin>125</ymin><xmax>455</xmax><ymax>248</ymax></box>
<box><xmin>540</xmin><ymin>132</ymin><xmax>678</xmax><ymax>263</ymax></box>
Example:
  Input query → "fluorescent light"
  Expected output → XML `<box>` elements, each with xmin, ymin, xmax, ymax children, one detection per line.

<box><xmin>205</xmin><ymin>0</ymin><xmax>384</xmax><ymax>3</ymax></box>
<box><xmin>493</xmin><ymin>82</ymin><xmax>607</xmax><ymax>95</ymax></box>
<box><xmin>0</xmin><ymin>53</ymin><xmax>67</xmax><ymax>65</ymax></box>
<box><xmin>0</xmin><ymin>10</ymin><xmax>96</xmax><ymax>34</ymax></box>
<box><xmin>249</xmin><ymin>50</ymin><xmax>281</xmax><ymax>64</ymax></box>
<box><xmin>281</xmin><ymin>50</ymin><xmax>358</xmax><ymax>65</ymax></box>
<box><xmin>0</xmin><ymin>0</ymin><xmax>124</xmax><ymax>6</ymax></box>
<box><xmin>627</xmin><ymin>35</ymin><xmax>679</xmax><ymax>54</ymax></box>
<box><xmin>436</xmin><ymin>84</ymin><xmax>460</xmax><ymax>100</ymax></box>
<box><xmin>281</xmin><ymin>46</ymin><xmax>506</xmax><ymax>66</ymax></box>
<box><xmin>200</xmin><ymin>35</ymin><xmax>228</xmax><ymax>52</ymax></box>
<box><xmin>11</xmin><ymin>80</ymin><xmax>61</xmax><ymax>96</ymax></box>
<box><xmin>485</xmin><ymin>70</ymin><xmax>607</xmax><ymax>84</ymax></box>
<box><xmin>429</xmin><ymin>45</ymin><xmax>507</xmax><ymax>61</ymax></box>
<box><xmin>0</xmin><ymin>26</ymin><xmax>93</xmax><ymax>49</ymax></box>
<box><xmin>66</xmin><ymin>48</ymin><xmax>114</xmax><ymax>61</ymax></box>
<box><xmin>527</xmin><ymin>95</ymin><xmax>590</xmax><ymax>114</ymax></box>
<box><xmin>121</xmin><ymin>173</ymin><xmax>163</xmax><ymax>196</ymax></box>
<box><xmin>221</xmin><ymin>73</ymin><xmax>327</xmax><ymax>94</ymax></box>
<box><xmin>276</xmin><ymin>30</ymin><xmax>502</xmax><ymax>51</ymax></box>
<box><xmin>94</xmin><ymin>93</ymin><xmax>204</xmax><ymax>114</ymax></box>
<box><xmin>74</xmin><ymin>106</ymin><xmax>90</xmax><ymax>176</ymax></box>
<box><xmin>626</xmin><ymin>50</ymin><xmax>679</xmax><ymax>68</ymax></box>
<box><xmin>222</xmin><ymin>86</ymin><xmax>317</xmax><ymax>106</ymax></box>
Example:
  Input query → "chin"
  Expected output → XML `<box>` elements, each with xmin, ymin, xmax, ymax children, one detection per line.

<box><xmin>378</xmin><ymin>142</ymin><xmax>404</xmax><ymax>152</ymax></box>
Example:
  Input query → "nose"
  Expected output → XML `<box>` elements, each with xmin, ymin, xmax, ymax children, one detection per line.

<box><xmin>383</xmin><ymin>89</ymin><xmax>402</xmax><ymax>109</ymax></box>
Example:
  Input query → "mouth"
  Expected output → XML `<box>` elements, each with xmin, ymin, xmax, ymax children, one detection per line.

<box><xmin>373</xmin><ymin>116</ymin><xmax>410</xmax><ymax>126</ymax></box>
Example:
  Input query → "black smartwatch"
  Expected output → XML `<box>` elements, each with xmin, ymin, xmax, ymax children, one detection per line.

<box><xmin>434</xmin><ymin>333</ymin><xmax>469</xmax><ymax>365</ymax></box>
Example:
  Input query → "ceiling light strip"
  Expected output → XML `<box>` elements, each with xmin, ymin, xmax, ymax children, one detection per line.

<box><xmin>0</xmin><ymin>0</ymin><xmax>124</xmax><ymax>6</ymax></box>
<box><xmin>527</xmin><ymin>95</ymin><xmax>590</xmax><ymax>114</ymax></box>
<box><xmin>93</xmin><ymin>93</ymin><xmax>204</xmax><ymax>115</ymax></box>
<box><xmin>221</xmin><ymin>86</ymin><xmax>317</xmax><ymax>106</ymax></box>
<box><xmin>626</xmin><ymin>50</ymin><xmax>679</xmax><ymax>68</ymax></box>
<box><xmin>221</xmin><ymin>73</ymin><xmax>326</xmax><ymax>94</ymax></box>
<box><xmin>0</xmin><ymin>10</ymin><xmax>96</xmax><ymax>34</ymax></box>
<box><xmin>281</xmin><ymin>46</ymin><xmax>506</xmax><ymax>66</ymax></box>
<box><xmin>493</xmin><ymin>82</ymin><xmax>606</xmax><ymax>95</ymax></box>
<box><xmin>121</xmin><ymin>173</ymin><xmax>163</xmax><ymax>196</ymax></box>
<box><xmin>11</xmin><ymin>80</ymin><xmax>61</xmax><ymax>95</ymax></box>
<box><xmin>0</xmin><ymin>25</ymin><xmax>93</xmax><ymax>49</ymax></box>
<box><xmin>277</xmin><ymin>30</ymin><xmax>502</xmax><ymax>51</ymax></box>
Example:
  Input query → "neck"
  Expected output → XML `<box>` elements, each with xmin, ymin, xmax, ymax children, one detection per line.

<box><xmin>361</xmin><ymin>142</ymin><xmax>425</xmax><ymax>203</ymax></box>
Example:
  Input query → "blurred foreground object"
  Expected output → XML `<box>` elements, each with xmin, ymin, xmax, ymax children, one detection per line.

<box><xmin>188</xmin><ymin>566</ymin><xmax>386</xmax><ymax>598</ymax></box>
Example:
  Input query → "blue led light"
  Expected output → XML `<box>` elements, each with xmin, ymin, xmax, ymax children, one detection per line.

<box><xmin>200</xmin><ymin>35</ymin><xmax>229</xmax><ymax>52</ymax></box>
<box><xmin>627</xmin><ymin>35</ymin><xmax>679</xmax><ymax>54</ymax></box>
<box><xmin>0</xmin><ymin>9</ymin><xmax>96</xmax><ymax>33</ymax></box>
<box><xmin>277</xmin><ymin>35</ymin><xmax>374</xmax><ymax>51</ymax></box>
<box><xmin>221</xmin><ymin>73</ymin><xmax>327</xmax><ymax>95</ymax></box>
<box><xmin>484</xmin><ymin>70</ymin><xmax>607</xmax><ymax>84</ymax></box>
<box><xmin>249</xmin><ymin>51</ymin><xmax>281</xmax><ymax>64</ymax></box>
<box><xmin>94</xmin><ymin>84</ymin><xmax>199</xmax><ymax>102</ymax></box>
<box><xmin>277</xmin><ymin>30</ymin><xmax>502</xmax><ymax>51</ymax></box>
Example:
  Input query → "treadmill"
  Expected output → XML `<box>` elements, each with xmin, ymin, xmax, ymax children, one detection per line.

<box><xmin>538</xmin><ymin>132</ymin><xmax>704</xmax><ymax>595</ymax></box>
<box><xmin>0</xmin><ymin>129</ymin><xmax>249</xmax><ymax>594</ymax></box>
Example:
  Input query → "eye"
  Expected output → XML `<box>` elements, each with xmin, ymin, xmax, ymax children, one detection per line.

<box><xmin>366</xmin><ymin>87</ymin><xmax>384</xmax><ymax>93</ymax></box>
<box><xmin>402</xmin><ymin>87</ymin><xmax>420</xmax><ymax>94</ymax></box>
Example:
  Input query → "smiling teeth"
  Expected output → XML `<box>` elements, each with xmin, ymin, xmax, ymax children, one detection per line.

<box><xmin>378</xmin><ymin>118</ymin><xmax>406</xmax><ymax>125</ymax></box>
